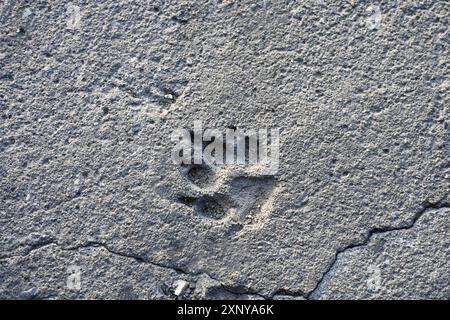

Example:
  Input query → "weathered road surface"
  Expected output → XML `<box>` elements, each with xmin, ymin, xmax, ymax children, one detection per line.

<box><xmin>0</xmin><ymin>0</ymin><xmax>448</xmax><ymax>299</ymax></box>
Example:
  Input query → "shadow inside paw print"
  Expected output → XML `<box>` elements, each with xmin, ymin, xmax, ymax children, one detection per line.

<box><xmin>177</xmin><ymin>163</ymin><xmax>276</xmax><ymax>226</ymax></box>
<box><xmin>178</xmin><ymin>194</ymin><xmax>231</xmax><ymax>220</ymax></box>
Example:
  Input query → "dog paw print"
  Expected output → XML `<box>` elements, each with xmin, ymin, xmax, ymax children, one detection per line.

<box><xmin>177</xmin><ymin>162</ymin><xmax>277</xmax><ymax>229</ymax></box>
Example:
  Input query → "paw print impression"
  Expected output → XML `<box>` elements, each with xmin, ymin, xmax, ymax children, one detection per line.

<box><xmin>177</xmin><ymin>162</ymin><xmax>277</xmax><ymax>229</ymax></box>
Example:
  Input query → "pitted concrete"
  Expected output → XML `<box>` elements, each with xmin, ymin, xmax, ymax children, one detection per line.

<box><xmin>0</xmin><ymin>0</ymin><xmax>448</xmax><ymax>299</ymax></box>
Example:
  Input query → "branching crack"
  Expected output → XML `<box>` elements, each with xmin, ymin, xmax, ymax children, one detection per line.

<box><xmin>1</xmin><ymin>200</ymin><xmax>448</xmax><ymax>300</ymax></box>
<box><xmin>1</xmin><ymin>240</ymin><xmax>264</xmax><ymax>299</ymax></box>
<box><xmin>306</xmin><ymin>200</ymin><xmax>450</xmax><ymax>299</ymax></box>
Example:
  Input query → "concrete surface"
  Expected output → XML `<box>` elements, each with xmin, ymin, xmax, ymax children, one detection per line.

<box><xmin>0</xmin><ymin>0</ymin><xmax>448</xmax><ymax>299</ymax></box>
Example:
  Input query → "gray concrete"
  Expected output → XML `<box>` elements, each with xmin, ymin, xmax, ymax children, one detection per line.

<box><xmin>310</xmin><ymin>208</ymin><xmax>450</xmax><ymax>299</ymax></box>
<box><xmin>0</xmin><ymin>0</ymin><xmax>448</xmax><ymax>299</ymax></box>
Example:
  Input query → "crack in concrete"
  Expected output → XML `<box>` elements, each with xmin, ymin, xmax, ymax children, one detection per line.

<box><xmin>66</xmin><ymin>242</ymin><xmax>267</xmax><ymax>299</ymax></box>
<box><xmin>1</xmin><ymin>200</ymin><xmax>448</xmax><ymax>300</ymax></box>
<box><xmin>306</xmin><ymin>200</ymin><xmax>450</xmax><ymax>299</ymax></box>
<box><xmin>1</xmin><ymin>240</ymin><xmax>266</xmax><ymax>299</ymax></box>
<box><xmin>270</xmin><ymin>288</ymin><xmax>308</xmax><ymax>300</ymax></box>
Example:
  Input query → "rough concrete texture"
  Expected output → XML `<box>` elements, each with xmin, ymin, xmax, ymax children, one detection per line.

<box><xmin>310</xmin><ymin>208</ymin><xmax>450</xmax><ymax>299</ymax></box>
<box><xmin>0</xmin><ymin>0</ymin><xmax>449</xmax><ymax>299</ymax></box>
